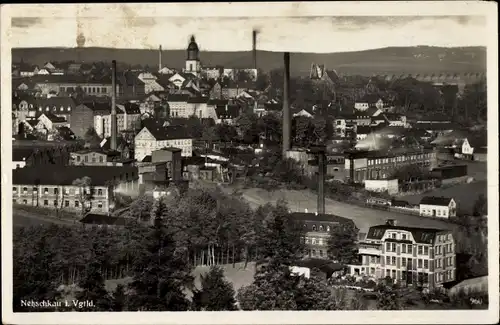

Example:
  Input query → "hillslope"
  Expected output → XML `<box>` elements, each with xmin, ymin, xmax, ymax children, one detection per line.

<box><xmin>13</xmin><ymin>46</ymin><xmax>486</xmax><ymax>76</ymax></box>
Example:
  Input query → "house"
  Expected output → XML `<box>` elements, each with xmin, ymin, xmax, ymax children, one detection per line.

<box><xmin>37</xmin><ymin>68</ymin><xmax>51</xmax><ymax>75</ymax></box>
<box><xmin>214</xmin><ymin>103</ymin><xmax>240</xmax><ymax>124</ymax></box>
<box><xmin>137</xmin><ymin>71</ymin><xmax>165</xmax><ymax>94</ymax></box>
<box><xmin>202</xmin><ymin>66</ymin><xmax>223</xmax><ymax>80</ymax></box>
<box><xmin>12</xmin><ymin>166</ymin><xmax>139</xmax><ymax>213</ymax></box>
<box><xmin>19</xmin><ymin>64</ymin><xmax>40</xmax><ymax>77</ymax></box>
<box><xmin>209</xmin><ymin>81</ymin><xmax>223</xmax><ymax>99</ymax></box>
<box><xmin>290</xmin><ymin>212</ymin><xmax>356</xmax><ymax>260</ymax></box>
<box><xmin>220</xmin><ymin>80</ymin><xmax>255</xmax><ymax>99</ymax></box>
<box><xmin>382</xmin><ymin>113</ymin><xmax>408</xmax><ymax>127</ymax></box>
<box><xmin>354</xmin><ymin>95</ymin><xmax>391</xmax><ymax>112</ymax></box>
<box><xmin>31</xmin><ymin>74</ymin><xmax>123</xmax><ymax>98</ymax></box>
<box><xmin>158</xmin><ymin>66</ymin><xmax>176</xmax><ymax>75</ymax></box>
<box><xmin>166</xmin><ymin>94</ymin><xmax>190</xmax><ymax>118</ymax></box>
<box><xmin>134</xmin><ymin>124</ymin><xmax>193</xmax><ymax>161</ymax></box>
<box><xmin>168</xmin><ymin>72</ymin><xmax>196</xmax><ymax>89</ymax></box>
<box><xmin>36</xmin><ymin>113</ymin><xmax>69</xmax><ymax>133</ymax></box>
<box><xmin>292</xmin><ymin>108</ymin><xmax>314</xmax><ymax>118</ymax></box>
<box><xmin>419</xmin><ymin>196</ymin><xmax>457</xmax><ymax>218</ymax></box>
<box><xmin>69</xmin><ymin>149</ymin><xmax>132</xmax><ymax>166</ymax></box>
<box><xmin>347</xmin><ymin>220</ymin><xmax>456</xmax><ymax>289</ymax></box>
<box><xmin>71</xmin><ymin>101</ymin><xmax>141</xmax><ymax>139</ymax></box>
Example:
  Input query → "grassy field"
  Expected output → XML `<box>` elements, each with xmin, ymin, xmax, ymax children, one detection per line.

<box><xmin>227</xmin><ymin>187</ymin><xmax>458</xmax><ymax>234</ymax></box>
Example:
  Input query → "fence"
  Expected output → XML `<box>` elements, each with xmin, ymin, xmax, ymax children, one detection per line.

<box><xmin>389</xmin><ymin>205</ymin><xmax>421</xmax><ymax>216</ymax></box>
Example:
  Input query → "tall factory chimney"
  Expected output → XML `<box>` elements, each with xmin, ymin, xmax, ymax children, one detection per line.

<box><xmin>111</xmin><ymin>60</ymin><xmax>117</xmax><ymax>151</ymax></box>
<box><xmin>310</xmin><ymin>145</ymin><xmax>326</xmax><ymax>215</ymax></box>
<box><xmin>252</xmin><ymin>30</ymin><xmax>257</xmax><ymax>70</ymax></box>
<box><xmin>159</xmin><ymin>45</ymin><xmax>162</xmax><ymax>72</ymax></box>
<box><xmin>282</xmin><ymin>52</ymin><xmax>291</xmax><ymax>157</ymax></box>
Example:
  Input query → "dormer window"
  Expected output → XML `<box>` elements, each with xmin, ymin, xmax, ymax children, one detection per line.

<box><xmin>327</xmin><ymin>226</ymin><xmax>331</xmax><ymax>232</ymax></box>
<box><xmin>312</xmin><ymin>225</ymin><xmax>317</xmax><ymax>231</ymax></box>
<box><xmin>319</xmin><ymin>225</ymin><xmax>324</xmax><ymax>231</ymax></box>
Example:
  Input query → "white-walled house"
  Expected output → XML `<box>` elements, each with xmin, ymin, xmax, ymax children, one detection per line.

<box><xmin>419</xmin><ymin>197</ymin><xmax>457</xmax><ymax>219</ymax></box>
<box><xmin>134</xmin><ymin>125</ymin><xmax>193</xmax><ymax>161</ymax></box>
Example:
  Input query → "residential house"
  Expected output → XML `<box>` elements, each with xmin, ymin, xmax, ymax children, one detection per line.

<box><xmin>291</xmin><ymin>212</ymin><xmax>357</xmax><ymax>260</ymax></box>
<box><xmin>35</xmin><ymin>113</ymin><xmax>69</xmax><ymax>134</ymax></box>
<box><xmin>19</xmin><ymin>64</ymin><xmax>39</xmax><ymax>77</ymax></box>
<box><xmin>419</xmin><ymin>196</ymin><xmax>457</xmax><ymax>219</ymax></box>
<box><xmin>69</xmin><ymin>149</ymin><xmax>132</xmax><ymax>166</ymax></box>
<box><xmin>37</xmin><ymin>68</ymin><xmax>51</xmax><ymax>75</ymax></box>
<box><xmin>134</xmin><ymin>124</ymin><xmax>193</xmax><ymax>161</ymax></box>
<box><xmin>187</xmin><ymin>96</ymin><xmax>210</xmax><ymax>119</ymax></box>
<box><xmin>221</xmin><ymin>80</ymin><xmax>255</xmax><ymax>99</ymax></box>
<box><xmin>215</xmin><ymin>103</ymin><xmax>240</xmax><ymax>124</ymax></box>
<box><xmin>348</xmin><ymin>220</ymin><xmax>456</xmax><ymax>289</ymax></box>
<box><xmin>158</xmin><ymin>66</ymin><xmax>176</xmax><ymax>75</ymax></box>
<box><xmin>168</xmin><ymin>72</ymin><xmax>197</xmax><ymax>89</ymax></box>
<box><xmin>12</xmin><ymin>165</ymin><xmax>139</xmax><ymax>213</ymax></box>
<box><xmin>166</xmin><ymin>94</ymin><xmax>190</xmax><ymax>118</ymax></box>
<box><xmin>137</xmin><ymin>71</ymin><xmax>165</xmax><ymax>94</ymax></box>
<box><xmin>71</xmin><ymin>101</ymin><xmax>141</xmax><ymax>139</ymax></box>
<box><xmin>354</xmin><ymin>95</ymin><xmax>391</xmax><ymax>112</ymax></box>
<box><xmin>139</xmin><ymin>92</ymin><xmax>168</xmax><ymax>117</ymax></box>
<box><xmin>209</xmin><ymin>81</ymin><xmax>222</xmax><ymax>99</ymax></box>
<box><xmin>382</xmin><ymin>113</ymin><xmax>408</xmax><ymax>127</ymax></box>
<box><xmin>293</xmin><ymin>107</ymin><xmax>314</xmax><ymax>118</ymax></box>
<box><xmin>202</xmin><ymin>66</ymin><xmax>223</xmax><ymax>80</ymax></box>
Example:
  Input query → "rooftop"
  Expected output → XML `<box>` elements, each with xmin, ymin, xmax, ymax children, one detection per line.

<box><xmin>366</xmin><ymin>224</ymin><xmax>447</xmax><ymax>244</ymax></box>
<box><xmin>419</xmin><ymin>196</ymin><xmax>454</xmax><ymax>206</ymax></box>
<box><xmin>290</xmin><ymin>212</ymin><xmax>354</xmax><ymax>225</ymax></box>
<box><xmin>13</xmin><ymin>166</ymin><xmax>138</xmax><ymax>186</ymax></box>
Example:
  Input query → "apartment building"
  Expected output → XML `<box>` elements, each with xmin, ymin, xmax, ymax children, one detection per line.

<box><xmin>349</xmin><ymin>221</ymin><xmax>456</xmax><ymax>289</ymax></box>
<box><xmin>291</xmin><ymin>212</ymin><xmax>357</xmax><ymax>260</ymax></box>
<box><xmin>344</xmin><ymin>148</ymin><xmax>438</xmax><ymax>183</ymax></box>
<box><xmin>12</xmin><ymin>166</ymin><xmax>139</xmax><ymax>213</ymax></box>
<box><xmin>167</xmin><ymin>94</ymin><xmax>190</xmax><ymax>117</ymax></box>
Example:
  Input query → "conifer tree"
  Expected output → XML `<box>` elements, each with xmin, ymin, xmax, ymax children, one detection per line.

<box><xmin>126</xmin><ymin>199</ymin><xmax>193</xmax><ymax>311</ymax></box>
<box><xmin>112</xmin><ymin>284</ymin><xmax>127</xmax><ymax>311</ymax></box>
<box><xmin>75</xmin><ymin>260</ymin><xmax>113</xmax><ymax>311</ymax></box>
<box><xmin>192</xmin><ymin>266</ymin><xmax>237</xmax><ymax>311</ymax></box>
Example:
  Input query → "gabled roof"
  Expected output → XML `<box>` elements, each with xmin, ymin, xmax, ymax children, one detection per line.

<box><xmin>366</xmin><ymin>224</ymin><xmax>446</xmax><ymax>244</ymax></box>
<box><xmin>40</xmin><ymin>112</ymin><xmax>67</xmax><ymax>123</ymax></box>
<box><xmin>187</xmin><ymin>96</ymin><xmax>209</xmax><ymax>104</ymax></box>
<box><xmin>143</xmin><ymin>125</ymin><xmax>192</xmax><ymax>141</ymax></box>
<box><xmin>419</xmin><ymin>196</ymin><xmax>454</xmax><ymax>206</ymax></box>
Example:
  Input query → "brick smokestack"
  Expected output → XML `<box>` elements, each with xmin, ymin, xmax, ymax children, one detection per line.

<box><xmin>252</xmin><ymin>30</ymin><xmax>257</xmax><ymax>70</ymax></box>
<box><xmin>282</xmin><ymin>52</ymin><xmax>291</xmax><ymax>157</ymax></box>
<box><xmin>111</xmin><ymin>60</ymin><xmax>117</xmax><ymax>151</ymax></box>
<box><xmin>159</xmin><ymin>45</ymin><xmax>162</xmax><ymax>72</ymax></box>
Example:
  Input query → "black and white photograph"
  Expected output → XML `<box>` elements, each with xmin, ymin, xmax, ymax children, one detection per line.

<box><xmin>1</xmin><ymin>2</ymin><xmax>498</xmax><ymax>324</ymax></box>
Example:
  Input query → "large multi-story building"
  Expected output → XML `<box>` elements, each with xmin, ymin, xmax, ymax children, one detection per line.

<box><xmin>12</xmin><ymin>166</ymin><xmax>139</xmax><ymax>213</ymax></box>
<box><xmin>291</xmin><ymin>212</ymin><xmax>357</xmax><ymax>260</ymax></box>
<box><xmin>134</xmin><ymin>123</ymin><xmax>193</xmax><ymax>161</ymax></box>
<box><xmin>344</xmin><ymin>148</ymin><xmax>438</xmax><ymax>183</ymax></box>
<box><xmin>348</xmin><ymin>220</ymin><xmax>456</xmax><ymax>289</ymax></box>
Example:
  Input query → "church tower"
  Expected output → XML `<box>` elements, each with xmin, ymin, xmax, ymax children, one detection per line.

<box><xmin>185</xmin><ymin>35</ymin><xmax>201</xmax><ymax>77</ymax></box>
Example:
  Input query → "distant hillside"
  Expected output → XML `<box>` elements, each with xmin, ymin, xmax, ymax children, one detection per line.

<box><xmin>12</xmin><ymin>46</ymin><xmax>486</xmax><ymax>77</ymax></box>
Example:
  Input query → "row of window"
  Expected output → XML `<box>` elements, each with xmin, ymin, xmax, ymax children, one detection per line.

<box><xmin>436</xmin><ymin>256</ymin><xmax>454</xmax><ymax>268</ymax></box>
<box><xmin>59</xmin><ymin>86</ymin><xmax>109</xmax><ymax>94</ymax></box>
<box><xmin>74</xmin><ymin>155</ymin><xmax>105</xmax><ymax>163</ymax></box>
<box><xmin>421</xmin><ymin>208</ymin><xmax>449</xmax><ymax>216</ymax></box>
<box><xmin>14</xmin><ymin>186</ymin><xmax>105</xmax><ymax>196</ymax></box>
<box><xmin>437</xmin><ymin>234</ymin><xmax>452</xmax><ymax>243</ymax></box>
<box><xmin>308</xmin><ymin>224</ymin><xmax>332</xmax><ymax>232</ymax></box>
<box><xmin>304</xmin><ymin>237</ymin><xmax>326</xmax><ymax>246</ymax></box>
<box><xmin>436</xmin><ymin>270</ymin><xmax>454</xmax><ymax>283</ymax></box>
<box><xmin>14</xmin><ymin>198</ymin><xmax>104</xmax><ymax>209</ymax></box>
<box><xmin>436</xmin><ymin>243</ymin><xmax>454</xmax><ymax>255</ymax></box>
<box><xmin>309</xmin><ymin>249</ymin><xmax>325</xmax><ymax>258</ymax></box>
<box><xmin>135</xmin><ymin>140</ymin><xmax>191</xmax><ymax>148</ymax></box>
<box><xmin>368</xmin><ymin>154</ymin><xmax>431</xmax><ymax>166</ymax></box>
<box><xmin>385</xmin><ymin>242</ymin><xmax>434</xmax><ymax>256</ymax></box>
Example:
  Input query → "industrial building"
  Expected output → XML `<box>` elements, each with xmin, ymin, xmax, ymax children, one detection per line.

<box><xmin>344</xmin><ymin>148</ymin><xmax>438</xmax><ymax>183</ymax></box>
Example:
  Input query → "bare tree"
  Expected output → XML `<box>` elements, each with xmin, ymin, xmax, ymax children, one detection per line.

<box><xmin>55</xmin><ymin>186</ymin><xmax>67</xmax><ymax>219</ymax></box>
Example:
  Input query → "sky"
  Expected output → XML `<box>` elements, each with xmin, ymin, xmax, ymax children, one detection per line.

<box><xmin>8</xmin><ymin>7</ymin><xmax>488</xmax><ymax>53</ymax></box>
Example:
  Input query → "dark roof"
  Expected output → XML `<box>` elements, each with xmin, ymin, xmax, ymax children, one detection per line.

<box><xmin>345</xmin><ymin>147</ymin><xmax>433</xmax><ymax>159</ymax></box>
<box><xmin>355</xmin><ymin>126</ymin><xmax>372</xmax><ymax>135</ymax></box>
<box><xmin>80</xmin><ymin>213</ymin><xmax>127</xmax><ymax>226</ymax></box>
<box><xmin>187</xmin><ymin>96</ymin><xmax>209</xmax><ymax>104</ymax></box>
<box><xmin>366</xmin><ymin>224</ymin><xmax>446</xmax><ymax>244</ymax></box>
<box><xmin>142</xmin><ymin>155</ymin><xmax>152</xmax><ymax>162</ymax></box>
<box><xmin>167</xmin><ymin>94</ymin><xmax>190</xmax><ymax>102</ymax></box>
<box><xmin>118</xmin><ymin>102</ymin><xmax>141</xmax><ymax>115</ymax></box>
<box><xmin>13</xmin><ymin>166</ymin><xmax>138</xmax><ymax>186</ymax></box>
<box><xmin>144</xmin><ymin>125</ymin><xmax>192</xmax><ymax>141</ymax></box>
<box><xmin>290</xmin><ymin>212</ymin><xmax>354</xmax><ymax>225</ymax></box>
<box><xmin>207</xmin><ymin>99</ymin><xmax>229</xmax><ymax>106</ymax></box>
<box><xmin>12</xmin><ymin>147</ymin><xmax>34</xmax><ymax>161</ymax></box>
<box><xmin>419</xmin><ymin>196</ymin><xmax>454</xmax><ymax>206</ymax></box>
<box><xmin>41</xmin><ymin>112</ymin><xmax>66</xmax><ymax>123</ymax></box>
<box><xmin>215</xmin><ymin>104</ymin><xmax>240</xmax><ymax>119</ymax></box>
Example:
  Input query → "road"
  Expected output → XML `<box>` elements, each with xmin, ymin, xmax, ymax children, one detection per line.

<box><xmin>228</xmin><ymin>187</ymin><xmax>458</xmax><ymax>234</ymax></box>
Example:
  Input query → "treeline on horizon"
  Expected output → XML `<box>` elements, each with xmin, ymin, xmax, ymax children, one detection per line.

<box><xmin>12</xmin><ymin>45</ymin><xmax>486</xmax><ymax>76</ymax></box>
